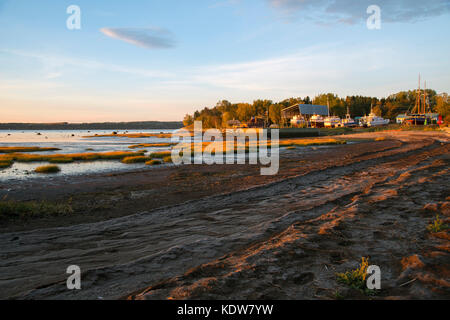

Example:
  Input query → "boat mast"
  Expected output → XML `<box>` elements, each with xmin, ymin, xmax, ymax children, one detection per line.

<box><xmin>415</xmin><ymin>74</ymin><xmax>421</xmax><ymax>114</ymax></box>
<box><xmin>327</xmin><ymin>97</ymin><xmax>330</xmax><ymax>117</ymax></box>
<box><xmin>423</xmin><ymin>81</ymin><xmax>427</xmax><ymax>114</ymax></box>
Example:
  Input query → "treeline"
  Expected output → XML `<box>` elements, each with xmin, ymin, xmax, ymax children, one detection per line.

<box><xmin>0</xmin><ymin>121</ymin><xmax>184</xmax><ymax>130</ymax></box>
<box><xmin>184</xmin><ymin>90</ymin><xmax>449</xmax><ymax>128</ymax></box>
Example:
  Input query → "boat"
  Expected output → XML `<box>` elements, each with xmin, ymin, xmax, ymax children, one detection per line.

<box><xmin>324</xmin><ymin>116</ymin><xmax>341</xmax><ymax>128</ymax></box>
<box><xmin>323</xmin><ymin>98</ymin><xmax>341</xmax><ymax>128</ymax></box>
<box><xmin>404</xmin><ymin>114</ymin><xmax>428</xmax><ymax>125</ymax></box>
<box><xmin>363</xmin><ymin>113</ymin><xmax>390</xmax><ymax>127</ymax></box>
<box><xmin>360</xmin><ymin>103</ymin><xmax>390</xmax><ymax>127</ymax></box>
<box><xmin>340</xmin><ymin>106</ymin><xmax>357</xmax><ymax>127</ymax></box>
<box><xmin>310</xmin><ymin>114</ymin><xmax>324</xmax><ymax>128</ymax></box>
<box><xmin>290</xmin><ymin>115</ymin><xmax>307</xmax><ymax>127</ymax></box>
<box><xmin>404</xmin><ymin>75</ymin><xmax>432</xmax><ymax>126</ymax></box>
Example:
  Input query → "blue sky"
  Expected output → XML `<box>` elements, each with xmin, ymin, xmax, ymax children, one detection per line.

<box><xmin>0</xmin><ymin>0</ymin><xmax>449</xmax><ymax>122</ymax></box>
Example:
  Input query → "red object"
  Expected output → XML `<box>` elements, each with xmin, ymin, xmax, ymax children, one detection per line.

<box><xmin>438</xmin><ymin>115</ymin><xmax>443</xmax><ymax>125</ymax></box>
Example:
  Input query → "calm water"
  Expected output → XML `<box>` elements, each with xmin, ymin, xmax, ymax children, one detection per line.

<box><xmin>0</xmin><ymin>130</ymin><xmax>176</xmax><ymax>182</ymax></box>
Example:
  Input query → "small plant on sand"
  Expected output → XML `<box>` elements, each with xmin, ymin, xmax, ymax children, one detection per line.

<box><xmin>336</xmin><ymin>257</ymin><xmax>376</xmax><ymax>295</ymax></box>
<box><xmin>35</xmin><ymin>165</ymin><xmax>61</xmax><ymax>174</ymax></box>
<box><xmin>146</xmin><ymin>160</ymin><xmax>162</xmax><ymax>166</ymax></box>
<box><xmin>427</xmin><ymin>215</ymin><xmax>448</xmax><ymax>233</ymax></box>
<box><xmin>121</xmin><ymin>156</ymin><xmax>150</xmax><ymax>164</ymax></box>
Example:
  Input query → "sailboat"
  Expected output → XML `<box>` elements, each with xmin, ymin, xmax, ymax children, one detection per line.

<box><xmin>404</xmin><ymin>75</ymin><xmax>431</xmax><ymax>125</ymax></box>
<box><xmin>324</xmin><ymin>98</ymin><xmax>341</xmax><ymax>128</ymax></box>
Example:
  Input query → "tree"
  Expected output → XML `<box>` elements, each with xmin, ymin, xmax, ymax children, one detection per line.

<box><xmin>269</xmin><ymin>104</ymin><xmax>282</xmax><ymax>124</ymax></box>
<box><xmin>236</xmin><ymin>103</ymin><xmax>254</xmax><ymax>122</ymax></box>
<box><xmin>222</xmin><ymin>112</ymin><xmax>233</xmax><ymax>127</ymax></box>
<box><xmin>313</xmin><ymin>93</ymin><xmax>346</xmax><ymax>117</ymax></box>
<box><xmin>183</xmin><ymin>114</ymin><xmax>194</xmax><ymax>127</ymax></box>
<box><xmin>435</xmin><ymin>93</ymin><xmax>449</xmax><ymax>124</ymax></box>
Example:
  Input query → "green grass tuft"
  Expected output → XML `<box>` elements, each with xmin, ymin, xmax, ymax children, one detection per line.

<box><xmin>427</xmin><ymin>215</ymin><xmax>448</xmax><ymax>233</ymax></box>
<box><xmin>146</xmin><ymin>159</ymin><xmax>162</xmax><ymax>166</ymax></box>
<box><xmin>163</xmin><ymin>156</ymin><xmax>173</xmax><ymax>163</ymax></box>
<box><xmin>121</xmin><ymin>156</ymin><xmax>151</xmax><ymax>164</ymax></box>
<box><xmin>35</xmin><ymin>165</ymin><xmax>61</xmax><ymax>174</ymax></box>
<box><xmin>149</xmin><ymin>151</ymin><xmax>172</xmax><ymax>159</ymax></box>
<box><xmin>336</xmin><ymin>257</ymin><xmax>377</xmax><ymax>295</ymax></box>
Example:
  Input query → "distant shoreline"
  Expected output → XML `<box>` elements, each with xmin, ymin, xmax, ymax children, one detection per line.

<box><xmin>0</xmin><ymin>121</ymin><xmax>184</xmax><ymax>130</ymax></box>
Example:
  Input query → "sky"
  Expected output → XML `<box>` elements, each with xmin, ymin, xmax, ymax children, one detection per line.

<box><xmin>0</xmin><ymin>0</ymin><xmax>449</xmax><ymax>122</ymax></box>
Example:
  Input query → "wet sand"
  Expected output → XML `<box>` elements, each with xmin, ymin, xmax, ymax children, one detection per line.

<box><xmin>0</xmin><ymin>131</ymin><xmax>449</xmax><ymax>299</ymax></box>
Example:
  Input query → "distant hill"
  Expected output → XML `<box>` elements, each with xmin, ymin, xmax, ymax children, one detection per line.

<box><xmin>0</xmin><ymin>121</ymin><xmax>184</xmax><ymax>130</ymax></box>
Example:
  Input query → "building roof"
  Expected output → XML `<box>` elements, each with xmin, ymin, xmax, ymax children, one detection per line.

<box><xmin>297</xmin><ymin>104</ymin><xmax>329</xmax><ymax>116</ymax></box>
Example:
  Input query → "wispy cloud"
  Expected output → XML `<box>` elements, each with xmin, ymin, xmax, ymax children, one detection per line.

<box><xmin>1</xmin><ymin>49</ymin><xmax>175</xmax><ymax>79</ymax></box>
<box><xmin>268</xmin><ymin>0</ymin><xmax>450</xmax><ymax>24</ymax></box>
<box><xmin>100</xmin><ymin>27</ymin><xmax>176</xmax><ymax>49</ymax></box>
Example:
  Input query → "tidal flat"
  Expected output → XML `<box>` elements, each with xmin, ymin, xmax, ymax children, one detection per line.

<box><xmin>0</xmin><ymin>130</ymin><xmax>448</xmax><ymax>300</ymax></box>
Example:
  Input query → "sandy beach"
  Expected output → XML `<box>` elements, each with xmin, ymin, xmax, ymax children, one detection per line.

<box><xmin>0</xmin><ymin>130</ymin><xmax>449</xmax><ymax>300</ymax></box>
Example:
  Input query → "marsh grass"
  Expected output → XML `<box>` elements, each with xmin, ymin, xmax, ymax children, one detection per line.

<box><xmin>35</xmin><ymin>165</ymin><xmax>61</xmax><ymax>174</ymax></box>
<box><xmin>84</xmin><ymin>133</ymin><xmax>172</xmax><ymax>139</ymax></box>
<box><xmin>128</xmin><ymin>143</ymin><xmax>176</xmax><ymax>149</ymax></box>
<box><xmin>279</xmin><ymin>138</ymin><xmax>346</xmax><ymax>147</ymax></box>
<box><xmin>163</xmin><ymin>156</ymin><xmax>172</xmax><ymax>163</ymax></box>
<box><xmin>146</xmin><ymin>159</ymin><xmax>162</xmax><ymax>166</ymax></box>
<box><xmin>0</xmin><ymin>151</ymin><xmax>145</xmax><ymax>166</ymax></box>
<box><xmin>49</xmin><ymin>158</ymin><xmax>74</xmax><ymax>164</ymax></box>
<box><xmin>0</xmin><ymin>147</ymin><xmax>60</xmax><ymax>153</ymax></box>
<box><xmin>427</xmin><ymin>215</ymin><xmax>449</xmax><ymax>233</ymax></box>
<box><xmin>0</xmin><ymin>160</ymin><xmax>13</xmax><ymax>169</ymax></box>
<box><xmin>171</xmin><ymin>138</ymin><xmax>345</xmax><ymax>156</ymax></box>
<box><xmin>149</xmin><ymin>151</ymin><xmax>172</xmax><ymax>159</ymax></box>
<box><xmin>0</xmin><ymin>200</ymin><xmax>73</xmax><ymax>220</ymax></box>
<box><xmin>121</xmin><ymin>156</ymin><xmax>151</xmax><ymax>164</ymax></box>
